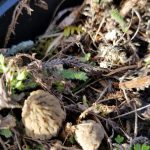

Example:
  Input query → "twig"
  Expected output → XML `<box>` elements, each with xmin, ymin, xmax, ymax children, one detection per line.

<box><xmin>103</xmin><ymin>65</ymin><xmax>138</xmax><ymax>76</ymax></box>
<box><xmin>114</xmin><ymin>8</ymin><xmax>134</xmax><ymax>46</ymax></box>
<box><xmin>133</xmin><ymin>104</ymin><xmax>138</xmax><ymax>138</ymax></box>
<box><xmin>111</xmin><ymin>104</ymin><xmax>150</xmax><ymax>119</ymax></box>
<box><xmin>130</xmin><ymin>8</ymin><xmax>141</xmax><ymax>41</ymax></box>
<box><xmin>94</xmin><ymin>16</ymin><xmax>106</xmax><ymax>41</ymax></box>
<box><xmin>122</xmin><ymin>89</ymin><xmax>130</xmax><ymax>104</ymax></box>
<box><xmin>12</xmin><ymin>129</ymin><xmax>22</xmax><ymax>150</ymax></box>
<box><xmin>96</xmin><ymin>84</ymin><xmax>110</xmax><ymax>102</ymax></box>
<box><xmin>4</xmin><ymin>0</ymin><xmax>32</xmax><ymax>47</ymax></box>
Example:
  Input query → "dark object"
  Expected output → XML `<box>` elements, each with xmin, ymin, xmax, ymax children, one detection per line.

<box><xmin>0</xmin><ymin>0</ymin><xmax>83</xmax><ymax>48</ymax></box>
<box><xmin>0</xmin><ymin>0</ymin><xmax>18</xmax><ymax>17</ymax></box>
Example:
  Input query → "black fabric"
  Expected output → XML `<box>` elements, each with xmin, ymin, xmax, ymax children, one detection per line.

<box><xmin>0</xmin><ymin>0</ymin><xmax>83</xmax><ymax>48</ymax></box>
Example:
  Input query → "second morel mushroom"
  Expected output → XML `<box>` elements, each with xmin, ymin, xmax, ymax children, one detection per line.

<box><xmin>22</xmin><ymin>90</ymin><xmax>66</xmax><ymax>140</ymax></box>
<box><xmin>75</xmin><ymin>120</ymin><xmax>105</xmax><ymax>150</ymax></box>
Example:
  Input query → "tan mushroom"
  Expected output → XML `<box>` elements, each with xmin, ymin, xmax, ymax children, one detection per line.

<box><xmin>75</xmin><ymin>120</ymin><xmax>105</xmax><ymax>150</ymax></box>
<box><xmin>22</xmin><ymin>90</ymin><xmax>66</xmax><ymax>140</ymax></box>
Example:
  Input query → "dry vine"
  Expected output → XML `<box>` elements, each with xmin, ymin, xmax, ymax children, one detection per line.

<box><xmin>4</xmin><ymin>0</ymin><xmax>32</xmax><ymax>47</ymax></box>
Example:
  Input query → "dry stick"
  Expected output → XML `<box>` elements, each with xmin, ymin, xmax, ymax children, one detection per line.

<box><xmin>103</xmin><ymin>65</ymin><xmax>138</xmax><ymax>77</ymax></box>
<box><xmin>12</xmin><ymin>129</ymin><xmax>22</xmax><ymax>150</ymax></box>
<box><xmin>43</xmin><ymin>7</ymin><xmax>75</xmax><ymax>36</ymax></box>
<box><xmin>94</xmin><ymin>16</ymin><xmax>106</xmax><ymax>41</ymax></box>
<box><xmin>130</xmin><ymin>9</ymin><xmax>141</xmax><ymax>41</ymax></box>
<box><xmin>115</xmin><ymin>8</ymin><xmax>141</xmax><ymax>47</ymax></box>
<box><xmin>121</xmin><ymin>8</ymin><xmax>141</xmax><ymax>46</ymax></box>
<box><xmin>96</xmin><ymin>85</ymin><xmax>110</xmax><ymax>102</ymax></box>
<box><xmin>122</xmin><ymin>89</ymin><xmax>130</xmax><ymax>104</ymax></box>
<box><xmin>4</xmin><ymin>0</ymin><xmax>32</xmax><ymax>47</ymax></box>
<box><xmin>111</xmin><ymin>104</ymin><xmax>150</xmax><ymax>119</ymax></box>
<box><xmin>133</xmin><ymin>104</ymin><xmax>138</xmax><ymax>138</ymax></box>
<box><xmin>51</xmin><ymin>0</ymin><xmax>67</xmax><ymax>20</ymax></box>
<box><xmin>74</xmin><ymin>79</ymin><xmax>103</xmax><ymax>95</ymax></box>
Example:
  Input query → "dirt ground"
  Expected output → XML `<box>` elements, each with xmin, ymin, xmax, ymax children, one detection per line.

<box><xmin>0</xmin><ymin>0</ymin><xmax>150</xmax><ymax>150</ymax></box>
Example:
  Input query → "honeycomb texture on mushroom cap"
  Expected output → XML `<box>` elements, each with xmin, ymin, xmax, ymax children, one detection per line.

<box><xmin>75</xmin><ymin>120</ymin><xmax>105</xmax><ymax>150</ymax></box>
<box><xmin>22</xmin><ymin>90</ymin><xmax>66</xmax><ymax>140</ymax></box>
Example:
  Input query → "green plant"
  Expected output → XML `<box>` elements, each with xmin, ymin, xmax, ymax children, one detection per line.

<box><xmin>63</xmin><ymin>25</ymin><xmax>84</xmax><ymax>37</ymax></box>
<box><xmin>80</xmin><ymin>53</ymin><xmax>91</xmax><ymax>62</ymax></box>
<box><xmin>133</xmin><ymin>144</ymin><xmax>150</xmax><ymax>150</ymax></box>
<box><xmin>25</xmin><ymin>144</ymin><xmax>44</xmax><ymax>150</ymax></box>
<box><xmin>60</xmin><ymin>69</ymin><xmax>88</xmax><ymax>81</ymax></box>
<box><xmin>110</xmin><ymin>9</ymin><xmax>128</xmax><ymax>32</ymax></box>
<box><xmin>115</xmin><ymin>135</ymin><xmax>124</xmax><ymax>144</ymax></box>
<box><xmin>0</xmin><ymin>129</ymin><xmax>13</xmax><ymax>138</ymax></box>
<box><xmin>0</xmin><ymin>54</ymin><xmax>37</xmax><ymax>93</ymax></box>
<box><xmin>53</xmin><ymin>81</ymin><xmax>65</xmax><ymax>92</ymax></box>
<box><xmin>93</xmin><ymin>0</ymin><xmax>100</xmax><ymax>3</ymax></box>
<box><xmin>68</xmin><ymin>134</ymin><xmax>76</xmax><ymax>144</ymax></box>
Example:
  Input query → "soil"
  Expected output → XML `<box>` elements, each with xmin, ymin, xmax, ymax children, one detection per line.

<box><xmin>0</xmin><ymin>0</ymin><xmax>150</xmax><ymax>150</ymax></box>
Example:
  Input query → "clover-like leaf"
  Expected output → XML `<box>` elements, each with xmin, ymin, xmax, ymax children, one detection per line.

<box><xmin>115</xmin><ymin>135</ymin><xmax>124</xmax><ymax>144</ymax></box>
<box><xmin>0</xmin><ymin>129</ymin><xmax>13</xmax><ymax>138</ymax></box>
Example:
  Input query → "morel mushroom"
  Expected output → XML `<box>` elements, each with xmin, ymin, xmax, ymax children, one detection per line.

<box><xmin>75</xmin><ymin>120</ymin><xmax>105</xmax><ymax>150</ymax></box>
<box><xmin>22</xmin><ymin>90</ymin><xmax>66</xmax><ymax>140</ymax></box>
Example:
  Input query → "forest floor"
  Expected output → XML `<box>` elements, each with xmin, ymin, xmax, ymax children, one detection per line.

<box><xmin>0</xmin><ymin>0</ymin><xmax>150</xmax><ymax>150</ymax></box>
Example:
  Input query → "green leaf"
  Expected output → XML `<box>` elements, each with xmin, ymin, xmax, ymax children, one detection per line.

<box><xmin>35</xmin><ymin>145</ymin><xmax>44</xmax><ymax>150</ymax></box>
<box><xmin>54</xmin><ymin>81</ymin><xmax>65</xmax><ymax>92</ymax></box>
<box><xmin>15</xmin><ymin>80</ymin><xmax>24</xmax><ymax>90</ymax></box>
<box><xmin>16</xmin><ymin>69</ymin><xmax>28</xmax><ymax>81</ymax></box>
<box><xmin>80</xmin><ymin>53</ymin><xmax>91</xmax><ymax>62</ymax></box>
<box><xmin>142</xmin><ymin>144</ymin><xmax>150</xmax><ymax>150</ymax></box>
<box><xmin>0</xmin><ymin>129</ymin><xmax>13</xmax><ymax>138</ymax></box>
<box><xmin>71</xmin><ymin>26</ymin><xmax>75</xmax><ymax>35</ymax></box>
<box><xmin>63</xmin><ymin>26</ymin><xmax>84</xmax><ymax>37</ymax></box>
<box><xmin>0</xmin><ymin>54</ymin><xmax>5</xmax><ymax>66</ymax></box>
<box><xmin>64</xmin><ymin>27</ymin><xmax>70</xmax><ymax>37</ymax></box>
<box><xmin>24</xmin><ymin>145</ymin><xmax>32</xmax><ymax>150</ymax></box>
<box><xmin>110</xmin><ymin>9</ymin><xmax>128</xmax><ymax>32</ymax></box>
<box><xmin>134</xmin><ymin>144</ymin><xmax>141</xmax><ymax>150</ymax></box>
<box><xmin>60</xmin><ymin>69</ymin><xmax>88</xmax><ymax>81</ymax></box>
<box><xmin>115</xmin><ymin>135</ymin><xmax>124</xmax><ymax>144</ymax></box>
<box><xmin>68</xmin><ymin>134</ymin><xmax>76</xmax><ymax>144</ymax></box>
<box><xmin>93</xmin><ymin>0</ymin><xmax>100</xmax><ymax>3</ymax></box>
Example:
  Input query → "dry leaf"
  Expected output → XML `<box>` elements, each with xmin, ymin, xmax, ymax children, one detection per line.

<box><xmin>119</xmin><ymin>76</ymin><xmax>150</xmax><ymax>90</ymax></box>
<box><xmin>0</xmin><ymin>115</ymin><xmax>16</xmax><ymax>129</ymax></box>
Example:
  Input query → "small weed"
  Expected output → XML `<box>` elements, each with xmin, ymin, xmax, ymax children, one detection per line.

<box><xmin>0</xmin><ymin>129</ymin><xmax>13</xmax><ymax>138</ymax></box>
<box><xmin>63</xmin><ymin>25</ymin><xmax>84</xmax><ymax>37</ymax></box>
<box><xmin>53</xmin><ymin>81</ymin><xmax>65</xmax><ymax>92</ymax></box>
<box><xmin>115</xmin><ymin>135</ymin><xmax>124</xmax><ymax>144</ymax></box>
<box><xmin>133</xmin><ymin>144</ymin><xmax>150</xmax><ymax>150</ymax></box>
<box><xmin>0</xmin><ymin>54</ymin><xmax>37</xmax><ymax>93</ymax></box>
<box><xmin>68</xmin><ymin>134</ymin><xmax>76</xmax><ymax>144</ymax></box>
<box><xmin>60</xmin><ymin>69</ymin><xmax>88</xmax><ymax>81</ymax></box>
<box><xmin>110</xmin><ymin>9</ymin><xmax>128</xmax><ymax>32</ymax></box>
<box><xmin>80</xmin><ymin>53</ymin><xmax>91</xmax><ymax>62</ymax></box>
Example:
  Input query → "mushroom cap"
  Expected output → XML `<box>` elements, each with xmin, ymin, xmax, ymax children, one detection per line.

<box><xmin>22</xmin><ymin>90</ymin><xmax>66</xmax><ymax>140</ymax></box>
<box><xmin>75</xmin><ymin>120</ymin><xmax>105</xmax><ymax>150</ymax></box>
